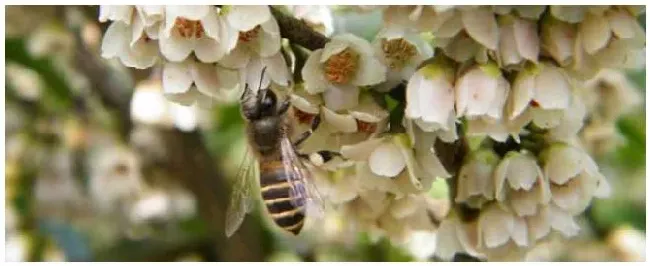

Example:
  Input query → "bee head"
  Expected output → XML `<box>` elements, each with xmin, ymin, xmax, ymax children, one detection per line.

<box><xmin>240</xmin><ymin>84</ymin><xmax>280</xmax><ymax>121</ymax></box>
<box><xmin>257</xmin><ymin>88</ymin><xmax>278</xmax><ymax>117</ymax></box>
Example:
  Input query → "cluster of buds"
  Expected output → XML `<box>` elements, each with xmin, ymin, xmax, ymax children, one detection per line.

<box><xmin>100</xmin><ymin>5</ymin><xmax>644</xmax><ymax>261</ymax></box>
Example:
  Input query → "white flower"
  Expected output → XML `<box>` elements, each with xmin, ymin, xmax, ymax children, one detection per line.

<box><xmin>541</xmin><ymin>143</ymin><xmax>611</xmax><ymax>214</ymax></box>
<box><xmin>237</xmin><ymin>52</ymin><xmax>291</xmax><ymax>93</ymax></box>
<box><xmin>477</xmin><ymin>204</ymin><xmax>529</xmax><ymax>252</ymax></box>
<box><xmin>465</xmin><ymin>111</ymin><xmax>531</xmax><ymax>143</ymax></box>
<box><xmin>218</xmin><ymin>5</ymin><xmax>282</xmax><ymax>67</ymax></box>
<box><xmin>101</xmin><ymin>9</ymin><xmax>159</xmax><ymax>69</ymax></box>
<box><xmin>527</xmin><ymin>204</ymin><xmax>581</xmax><ymax>239</ymax></box>
<box><xmin>494</xmin><ymin>151</ymin><xmax>551</xmax><ymax>216</ymax></box>
<box><xmin>455</xmin><ymin>149</ymin><xmax>499</xmax><ymax>208</ymax></box>
<box><xmin>302</xmin><ymin>34</ymin><xmax>387</xmax><ymax>111</ymax></box>
<box><xmin>373</xmin><ymin>26</ymin><xmax>434</xmax><ymax>92</ymax></box>
<box><xmin>405</xmin><ymin>122</ymin><xmax>452</xmax><ymax>178</ymax></box>
<box><xmin>287</xmin><ymin>5</ymin><xmax>334</xmax><ymax>36</ymax></box>
<box><xmin>435</xmin><ymin>216</ymin><xmax>483</xmax><ymax>261</ymax></box>
<box><xmin>455</xmin><ymin>62</ymin><xmax>509</xmax><ymax>122</ymax></box>
<box><xmin>540</xmin><ymin>17</ymin><xmax>576</xmax><ymax>67</ymax></box>
<box><xmin>460</xmin><ymin>7</ymin><xmax>499</xmax><ymax>50</ymax></box>
<box><xmin>160</xmin><ymin>6</ymin><xmax>228</xmax><ymax>63</ymax></box>
<box><xmin>508</xmin><ymin>63</ymin><xmax>572</xmax><ymax>129</ymax></box>
<box><xmin>405</xmin><ymin>61</ymin><xmax>456</xmax><ymax>133</ymax></box>
<box><xmin>497</xmin><ymin>15</ymin><xmax>540</xmax><ymax>67</ymax></box>
<box><xmin>162</xmin><ymin>58</ymin><xmax>239</xmax><ymax>107</ymax></box>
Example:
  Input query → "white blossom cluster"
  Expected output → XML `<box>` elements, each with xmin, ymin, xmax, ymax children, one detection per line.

<box><xmin>99</xmin><ymin>5</ymin><xmax>645</xmax><ymax>261</ymax></box>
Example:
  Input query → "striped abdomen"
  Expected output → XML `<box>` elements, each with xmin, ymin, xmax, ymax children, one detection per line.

<box><xmin>259</xmin><ymin>160</ymin><xmax>306</xmax><ymax>235</ymax></box>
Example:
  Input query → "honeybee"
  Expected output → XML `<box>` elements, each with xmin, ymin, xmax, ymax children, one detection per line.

<box><xmin>225</xmin><ymin>69</ymin><xmax>335</xmax><ymax>237</ymax></box>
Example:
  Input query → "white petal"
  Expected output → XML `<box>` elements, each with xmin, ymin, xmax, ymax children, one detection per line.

<box><xmin>513</xmin><ymin>18</ymin><xmax>539</xmax><ymax>63</ymax></box>
<box><xmin>99</xmin><ymin>5</ymin><xmax>133</xmax><ymax>24</ymax></box>
<box><xmin>301</xmin><ymin>49</ymin><xmax>329</xmax><ymax>94</ymax></box>
<box><xmin>435</xmin><ymin>13</ymin><xmax>463</xmax><ymax>38</ymax></box>
<box><xmin>164</xmin><ymin>85</ymin><xmax>201</xmax><ymax>106</ymax></box>
<box><xmin>531</xmin><ymin>108</ymin><xmax>564</xmax><ymax>129</ymax></box>
<box><xmin>261</xmin><ymin>52</ymin><xmax>290</xmax><ymax>86</ymax></box>
<box><xmin>159</xmin><ymin>31</ymin><xmax>194</xmax><ymax>62</ymax></box>
<box><xmin>322</xmin><ymin>85</ymin><xmax>359</xmax><ymax>111</ymax></box>
<box><xmin>498</xmin><ymin>19</ymin><xmax>523</xmax><ymax>66</ymax></box>
<box><xmin>226</xmin><ymin>5</ymin><xmax>271</xmax><ymax>31</ymax></box>
<box><xmin>168</xmin><ymin>5</ymin><xmax>209</xmax><ymax>21</ymax></box>
<box><xmin>534</xmin><ymin>65</ymin><xmax>571</xmax><ymax>110</ymax></box>
<box><xmin>515</xmin><ymin>6</ymin><xmax>546</xmax><ymax>20</ymax></box>
<box><xmin>607</xmin><ymin>10</ymin><xmax>639</xmax><ymax>39</ymax></box>
<box><xmin>542</xmin><ymin>19</ymin><xmax>575</xmax><ymax>65</ymax></box>
<box><xmin>390</xmin><ymin>196</ymin><xmax>418</xmax><ymax>219</ymax></box>
<box><xmin>194</xmin><ymin>37</ymin><xmax>225</xmax><ymax>63</ymax></box>
<box><xmin>162</xmin><ymin>61</ymin><xmax>193</xmax><ymax>94</ymax></box>
<box><xmin>321</xmin><ymin>38</ymin><xmax>350</xmax><ymax>63</ymax></box>
<box><xmin>122</xmin><ymin>38</ymin><xmax>159</xmax><ymax>69</ymax></box>
<box><xmin>321</xmin><ymin>106</ymin><xmax>357</xmax><ymax>133</ymax></box>
<box><xmin>242</xmin><ymin>56</ymin><xmax>270</xmax><ymax>92</ymax></box>
<box><xmin>369</xmin><ymin>142</ymin><xmax>406</xmax><ymax>177</ymax></box>
<box><xmin>580</xmin><ymin>13</ymin><xmax>612</xmax><ymax>54</ymax></box>
<box><xmin>544</xmin><ymin>145</ymin><xmax>584</xmax><ymax>185</ymax></box>
<box><xmin>217</xmin><ymin>46</ymin><xmax>251</xmax><ymax>69</ymax></box>
<box><xmin>478</xmin><ymin>205</ymin><xmax>512</xmax><ymax>248</ymax></box>
<box><xmin>289</xmin><ymin>90</ymin><xmax>321</xmax><ymax>114</ymax></box>
<box><xmin>341</xmin><ymin>138</ymin><xmax>385</xmax><ymax>161</ymax></box>
<box><xmin>548</xmin><ymin>205</ymin><xmax>580</xmax><ymax>237</ymax></box>
<box><xmin>509</xmin><ymin>72</ymin><xmax>534</xmax><ymax>119</ymax></box>
<box><xmin>435</xmin><ymin>219</ymin><xmax>465</xmax><ymax>261</ymax></box>
<box><xmin>200</xmin><ymin>6</ymin><xmax>221</xmax><ymax>39</ymax></box>
<box><xmin>192</xmin><ymin>62</ymin><xmax>226</xmax><ymax>99</ymax></box>
<box><xmin>550</xmin><ymin>6</ymin><xmax>586</xmax><ymax>23</ymax></box>
<box><xmin>461</xmin><ymin>7</ymin><xmax>499</xmax><ymax>50</ymax></box>
<box><xmin>101</xmin><ymin>21</ymin><xmax>131</xmax><ymax>60</ymax></box>
<box><xmin>455</xmin><ymin>67</ymin><xmax>498</xmax><ymax>117</ymax></box>
<box><xmin>527</xmin><ymin>208</ymin><xmax>551</xmax><ymax>240</ymax></box>
<box><xmin>506</xmin><ymin>153</ymin><xmax>539</xmax><ymax>191</ymax></box>
<box><xmin>443</xmin><ymin>34</ymin><xmax>481</xmax><ymax>62</ymax></box>
<box><xmin>509</xmin><ymin>189</ymin><xmax>540</xmax><ymax>217</ymax></box>
<box><xmin>349</xmin><ymin>94</ymin><xmax>389</xmax><ymax>123</ymax></box>
<box><xmin>510</xmin><ymin>217</ymin><xmax>529</xmax><ymax>247</ymax></box>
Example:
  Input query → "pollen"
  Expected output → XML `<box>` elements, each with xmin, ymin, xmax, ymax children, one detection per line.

<box><xmin>381</xmin><ymin>38</ymin><xmax>417</xmax><ymax>70</ymax></box>
<box><xmin>174</xmin><ymin>17</ymin><xmax>204</xmax><ymax>39</ymax></box>
<box><xmin>323</xmin><ymin>48</ymin><xmax>360</xmax><ymax>84</ymax></box>
<box><xmin>293</xmin><ymin>107</ymin><xmax>316</xmax><ymax>125</ymax></box>
<box><xmin>356</xmin><ymin>119</ymin><xmax>377</xmax><ymax>134</ymax></box>
<box><xmin>238</xmin><ymin>25</ymin><xmax>262</xmax><ymax>43</ymax></box>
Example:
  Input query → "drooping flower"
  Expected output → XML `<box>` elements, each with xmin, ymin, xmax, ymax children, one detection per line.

<box><xmin>493</xmin><ymin>6</ymin><xmax>546</xmax><ymax>20</ymax></box>
<box><xmin>435</xmin><ymin>215</ymin><xmax>483</xmax><ymax>261</ymax></box>
<box><xmin>373</xmin><ymin>26</ymin><xmax>434</xmax><ymax>92</ymax></box>
<box><xmin>159</xmin><ymin>5</ymin><xmax>228</xmax><ymax>63</ymax></box>
<box><xmin>455</xmin><ymin>149</ymin><xmax>500</xmax><ymax>209</ymax></box>
<box><xmin>497</xmin><ymin>15</ymin><xmax>540</xmax><ymax>68</ymax></box>
<box><xmin>541</xmin><ymin>143</ymin><xmax>611</xmax><ymax>215</ymax></box>
<box><xmin>101</xmin><ymin>6</ymin><xmax>160</xmax><ymax>69</ymax></box>
<box><xmin>162</xmin><ymin>58</ymin><xmax>240</xmax><ymax>107</ymax></box>
<box><xmin>477</xmin><ymin>204</ymin><xmax>530</xmax><ymax>259</ymax></box>
<box><xmin>405</xmin><ymin>59</ymin><xmax>456</xmax><ymax>134</ymax></box>
<box><xmin>302</xmin><ymin>33</ymin><xmax>387</xmax><ymax>110</ymax></box>
<box><xmin>494</xmin><ymin>151</ymin><xmax>551</xmax><ymax>217</ymax></box>
<box><xmin>455</xmin><ymin>62</ymin><xmax>509</xmax><ymax>122</ymax></box>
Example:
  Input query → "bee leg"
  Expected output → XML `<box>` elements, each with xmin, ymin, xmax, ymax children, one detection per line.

<box><xmin>293</xmin><ymin>114</ymin><xmax>321</xmax><ymax>147</ymax></box>
<box><xmin>240</xmin><ymin>83</ymin><xmax>253</xmax><ymax>100</ymax></box>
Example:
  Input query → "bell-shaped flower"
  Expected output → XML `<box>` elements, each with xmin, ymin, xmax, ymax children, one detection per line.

<box><xmin>101</xmin><ymin>9</ymin><xmax>159</xmax><ymax>69</ymax></box>
<box><xmin>477</xmin><ymin>204</ymin><xmax>530</xmax><ymax>261</ymax></box>
<box><xmin>218</xmin><ymin>5</ymin><xmax>283</xmax><ymax>68</ymax></box>
<box><xmin>541</xmin><ymin>143</ymin><xmax>611</xmax><ymax>215</ymax></box>
<box><xmin>372</xmin><ymin>25</ymin><xmax>434</xmax><ymax>92</ymax></box>
<box><xmin>497</xmin><ymin>15</ymin><xmax>540</xmax><ymax>67</ymax></box>
<box><xmin>162</xmin><ymin>58</ymin><xmax>240</xmax><ymax>107</ymax></box>
<box><xmin>460</xmin><ymin>6</ymin><xmax>499</xmax><ymax>51</ymax></box>
<box><xmin>455</xmin><ymin>149</ymin><xmax>500</xmax><ymax>208</ymax></box>
<box><xmin>494</xmin><ymin>151</ymin><xmax>551</xmax><ymax>217</ymax></box>
<box><xmin>159</xmin><ymin>6</ymin><xmax>229</xmax><ymax>63</ymax></box>
<box><xmin>508</xmin><ymin>63</ymin><xmax>572</xmax><ymax>128</ymax></box>
<box><xmin>99</xmin><ymin>5</ymin><xmax>134</xmax><ymax>24</ymax></box>
<box><xmin>435</xmin><ymin>215</ymin><xmax>483</xmax><ymax>261</ymax></box>
<box><xmin>302</xmin><ymin>34</ymin><xmax>387</xmax><ymax>111</ymax></box>
<box><xmin>455</xmin><ymin>62</ymin><xmax>509</xmax><ymax>122</ymax></box>
<box><xmin>540</xmin><ymin>16</ymin><xmax>576</xmax><ymax>67</ymax></box>
<box><xmin>405</xmin><ymin>59</ymin><xmax>456</xmax><ymax>134</ymax></box>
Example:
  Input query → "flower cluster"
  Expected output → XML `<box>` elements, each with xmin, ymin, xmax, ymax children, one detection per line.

<box><xmin>100</xmin><ymin>5</ymin><xmax>645</xmax><ymax>261</ymax></box>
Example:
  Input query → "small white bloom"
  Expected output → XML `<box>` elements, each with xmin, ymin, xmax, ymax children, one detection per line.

<box><xmin>219</xmin><ymin>6</ymin><xmax>282</xmax><ymax>67</ymax></box>
<box><xmin>288</xmin><ymin>5</ymin><xmax>334</xmax><ymax>36</ymax></box>
<box><xmin>541</xmin><ymin>17</ymin><xmax>576</xmax><ymax>66</ymax></box>
<box><xmin>455</xmin><ymin>62</ymin><xmax>509</xmax><ymax>122</ymax></box>
<box><xmin>373</xmin><ymin>25</ymin><xmax>434</xmax><ymax>91</ymax></box>
<box><xmin>435</xmin><ymin>216</ymin><xmax>483</xmax><ymax>261</ymax></box>
<box><xmin>455</xmin><ymin>149</ymin><xmax>499</xmax><ymax>208</ymax></box>
<box><xmin>302</xmin><ymin>34</ymin><xmax>387</xmax><ymax>110</ymax></box>
<box><xmin>460</xmin><ymin>7</ymin><xmax>499</xmax><ymax>50</ymax></box>
<box><xmin>494</xmin><ymin>151</ymin><xmax>551</xmax><ymax>216</ymax></box>
<box><xmin>101</xmin><ymin>11</ymin><xmax>159</xmax><ymax>69</ymax></box>
<box><xmin>478</xmin><ymin>204</ymin><xmax>529</xmax><ymax>250</ymax></box>
<box><xmin>542</xmin><ymin>143</ymin><xmax>611</xmax><ymax>214</ymax></box>
<box><xmin>162</xmin><ymin>58</ymin><xmax>239</xmax><ymax>107</ymax></box>
<box><xmin>508</xmin><ymin>63</ymin><xmax>572</xmax><ymax>130</ymax></box>
<box><xmin>405</xmin><ymin>61</ymin><xmax>456</xmax><ymax>133</ymax></box>
<box><xmin>160</xmin><ymin>6</ymin><xmax>227</xmax><ymax>63</ymax></box>
<box><xmin>497</xmin><ymin>15</ymin><xmax>540</xmax><ymax>67</ymax></box>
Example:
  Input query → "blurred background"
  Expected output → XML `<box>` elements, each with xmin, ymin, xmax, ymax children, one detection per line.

<box><xmin>4</xmin><ymin>5</ymin><xmax>646</xmax><ymax>262</ymax></box>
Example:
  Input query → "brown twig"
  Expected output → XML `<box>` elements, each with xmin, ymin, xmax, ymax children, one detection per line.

<box><xmin>270</xmin><ymin>6</ymin><xmax>329</xmax><ymax>50</ymax></box>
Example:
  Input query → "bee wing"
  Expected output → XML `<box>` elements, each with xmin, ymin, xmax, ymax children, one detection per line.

<box><xmin>279</xmin><ymin>138</ymin><xmax>325</xmax><ymax>218</ymax></box>
<box><xmin>225</xmin><ymin>145</ymin><xmax>258</xmax><ymax>238</ymax></box>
